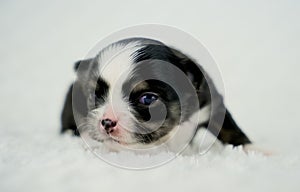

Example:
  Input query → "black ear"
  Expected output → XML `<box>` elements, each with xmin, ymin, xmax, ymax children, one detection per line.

<box><xmin>61</xmin><ymin>59</ymin><xmax>94</xmax><ymax>136</ymax></box>
<box><xmin>168</xmin><ymin>48</ymin><xmax>206</xmax><ymax>90</ymax></box>
<box><xmin>164</xmin><ymin>47</ymin><xmax>213</xmax><ymax>109</ymax></box>
<box><xmin>74</xmin><ymin>58</ymin><xmax>94</xmax><ymax>72</ymax></box>
<box><xmin>74</xmin><ymin>60</ymin><xmax>81</xmax><ymax>70</ymax></box>
<box><xmin>169</xmin><ymin>47</ymin><xmax>252</xmax><ymax>146</ymax></box>
<box><xmin>73</xmin><ymin>58</ymin><xmax>97</xmax><ymax>120</ymax></box>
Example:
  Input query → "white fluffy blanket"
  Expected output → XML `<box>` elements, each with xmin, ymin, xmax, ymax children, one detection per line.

<box><xmin>1</xmin><ymin>0</ymin><xmax>300</xmax><ymax>191</ymax></box>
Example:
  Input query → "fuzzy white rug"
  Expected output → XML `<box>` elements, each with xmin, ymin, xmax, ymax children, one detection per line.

<box><xmin>1</xmin><ymin>0</ymin><xmax>300</xmax><ymax>191</ymax></box>
<box><xmin>1</xmin><ymin>129</ymin><xmax>299</xmax><ymax>192</ymax></box>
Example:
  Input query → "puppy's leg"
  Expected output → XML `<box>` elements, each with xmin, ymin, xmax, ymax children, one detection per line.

<box><xmin>214</xmin><ymin>110</ymin><xmax>251</xmax><ymax>146</ymax></box>
<box><xmin>203</xmin><ymin>108</ymin><xmax>274</xmax><ymax>155</ymax></box>
<box><xmin>61</xmin><ymin>85</ymin><xmax>79</xmax><ymax>136</ymax></box>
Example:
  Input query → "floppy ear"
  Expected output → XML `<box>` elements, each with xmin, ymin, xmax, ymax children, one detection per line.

<box><xmin>74</xmin><ymin>58</ymin><xmax>96</xmax><ymax>80</ymax></box>
<box><xmin>170</xmin><ymin>47</ymin><xmax>251</xmax><ymax>146</ymax></box>
<box><xmin>168</xmin><ymin>47</ymin><xmax>212</xmax><ymax>107</ymax></box>
<box><xmin>168</xmin><ymin>48</ymin><xmax>203</xmax><ymax>87</ymax></box>
<box><xmin>73</xmin><ymin>58</ymin><xmax>98</xmax><ymax>123</ymax></box>
<box><xmin>61</xmin><ymin>59</ymin><xmax>94</xmax><ymax>135</ymax></box>
<box><xmin>74</xmin><ymin>60</ymin><xmax>81</xmax><ymax>70</ymax></box>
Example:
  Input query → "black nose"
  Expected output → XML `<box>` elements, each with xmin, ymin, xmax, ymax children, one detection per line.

<box><xmin>101</xmin><ymin>119</ymin><xmax>117</xmax><ymax>133</ymax></box>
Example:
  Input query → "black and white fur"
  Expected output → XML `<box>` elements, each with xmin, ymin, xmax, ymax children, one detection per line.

<box><xmin>61</xmin><ymin>38</ymin><xmax>251</xmax><ymax>153</ymax></box>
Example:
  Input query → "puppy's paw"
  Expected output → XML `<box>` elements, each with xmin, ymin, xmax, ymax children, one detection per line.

<box><xmin>243</xmin><ymin>144</ymin><xmax>275</xmax><ymax>156</ymax></box>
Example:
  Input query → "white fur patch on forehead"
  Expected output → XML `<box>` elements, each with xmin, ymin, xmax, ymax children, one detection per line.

<box><xmin>95</xmin><ymin>41</ymin><xmax>144</xmax><ymax>127</ymax></box>
<box><xmin>97</xmin><ymin>41</ymin><xmax>143</xmax><ymax>87</ymax></box>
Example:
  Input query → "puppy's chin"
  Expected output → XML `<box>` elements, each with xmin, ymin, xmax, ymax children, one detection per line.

<box><xmin>87</xmin><ymin>124</ymin><xmax>137</xmax><ymax>147</ymax></box>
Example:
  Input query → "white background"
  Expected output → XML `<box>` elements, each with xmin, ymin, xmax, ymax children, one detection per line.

<box><xmin>1</xmin><ymin>0</ymin><xmax>299</xmax><ymax>191</ymax></box>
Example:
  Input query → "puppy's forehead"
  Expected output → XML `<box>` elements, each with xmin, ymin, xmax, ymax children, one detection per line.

<box><xmin>97</xmin><ymin>42</ymin><xmax>143</xmax><ymax>87</ymax></box>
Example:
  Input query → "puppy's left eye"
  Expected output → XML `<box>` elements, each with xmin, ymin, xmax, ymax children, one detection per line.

<box><xmin>139</xmin><ymin>93</ymin><xmax>158</xmax><ymax>105</ymax></box>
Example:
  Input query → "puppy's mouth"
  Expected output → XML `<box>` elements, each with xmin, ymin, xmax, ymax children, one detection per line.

<box><xmin>106</xmin><ymin>134</ymin><xmax>134</xmax><ymax>145</ymax></box>
<box><xmin>108</xmin><ymin>135</ymin><xmax>123</xmax><ymax>144</ymax></box>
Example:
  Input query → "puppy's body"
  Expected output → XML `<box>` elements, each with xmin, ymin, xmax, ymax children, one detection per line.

<box><xmin>61</xmin><ymin>38</ymin><xmax>251</xmax><ymax>153</ymax></box>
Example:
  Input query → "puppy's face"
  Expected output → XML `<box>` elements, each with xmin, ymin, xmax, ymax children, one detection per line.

<box><xmin>76</xmin><ymin>40</ymin><xmax>202</xmax><ymax>149</ymax></box>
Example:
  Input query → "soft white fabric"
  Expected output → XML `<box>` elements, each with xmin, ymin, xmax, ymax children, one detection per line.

<box><xmin>1</xmin><ymin>0</ymin><xmax>300</xmax><ymax>191</ymax></box>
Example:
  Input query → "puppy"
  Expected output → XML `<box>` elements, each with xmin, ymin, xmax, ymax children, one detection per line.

<box><xmin>61</xmin><ymin>38</ymin><xmax>251</xmax><ymax>153</ymax></box>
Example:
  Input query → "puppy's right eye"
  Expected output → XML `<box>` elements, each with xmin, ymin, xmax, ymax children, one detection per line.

<box><xmin>139</xmin><ymin>93</ymin><xmax>158</xmax><ymax>105</ymax></box>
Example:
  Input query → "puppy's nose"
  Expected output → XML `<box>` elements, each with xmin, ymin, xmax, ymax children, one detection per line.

<box><xmin>101</xmin><ymin>118</ymin><xmax>117</xmax><ymax>133</ymax></box>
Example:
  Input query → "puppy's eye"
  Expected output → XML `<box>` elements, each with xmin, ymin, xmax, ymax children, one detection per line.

<box><xmin>139</xmin><ymin>93</ymin><xmax>158</xmax><ymax>105</ymax></box>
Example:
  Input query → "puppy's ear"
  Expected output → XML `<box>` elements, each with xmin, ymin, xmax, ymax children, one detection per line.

<box><xmin>74</xmin><ymin>60</ymin><xmax>81</xmax><ymax>70</ymax></box>
<box><xmin>74</xmin><ymin>58</ymin><xmax>95</xmax><ymax>74</ymax></box>
<box><xmin>74</xmin><ymin>58</ymin><xmax>98</xmax><ymax>92</ymax></box>
<box><xmin>61</xmin><ymin>59</ymin><xmax>94</xmax><ymax>136</ymax></box>
<box><xmin>73</xmin><ymin>58</ymin><xmax>96</xmax><ymax>116</ymax></box>
<box><xmin>170</xmin><ymin>48</ymin><xmax>251</xmax><ymax>146</ymax></box>
<box><xmin>168</xmin><ymin>48</ymin><xmax>212</xmax><ymax>107</ymax></box>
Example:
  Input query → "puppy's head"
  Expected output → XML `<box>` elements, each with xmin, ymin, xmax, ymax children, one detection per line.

<box><xmin>73</xmin><ymin>38</ymin><xmax>209</xmax><ymax>150</ymax></box>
